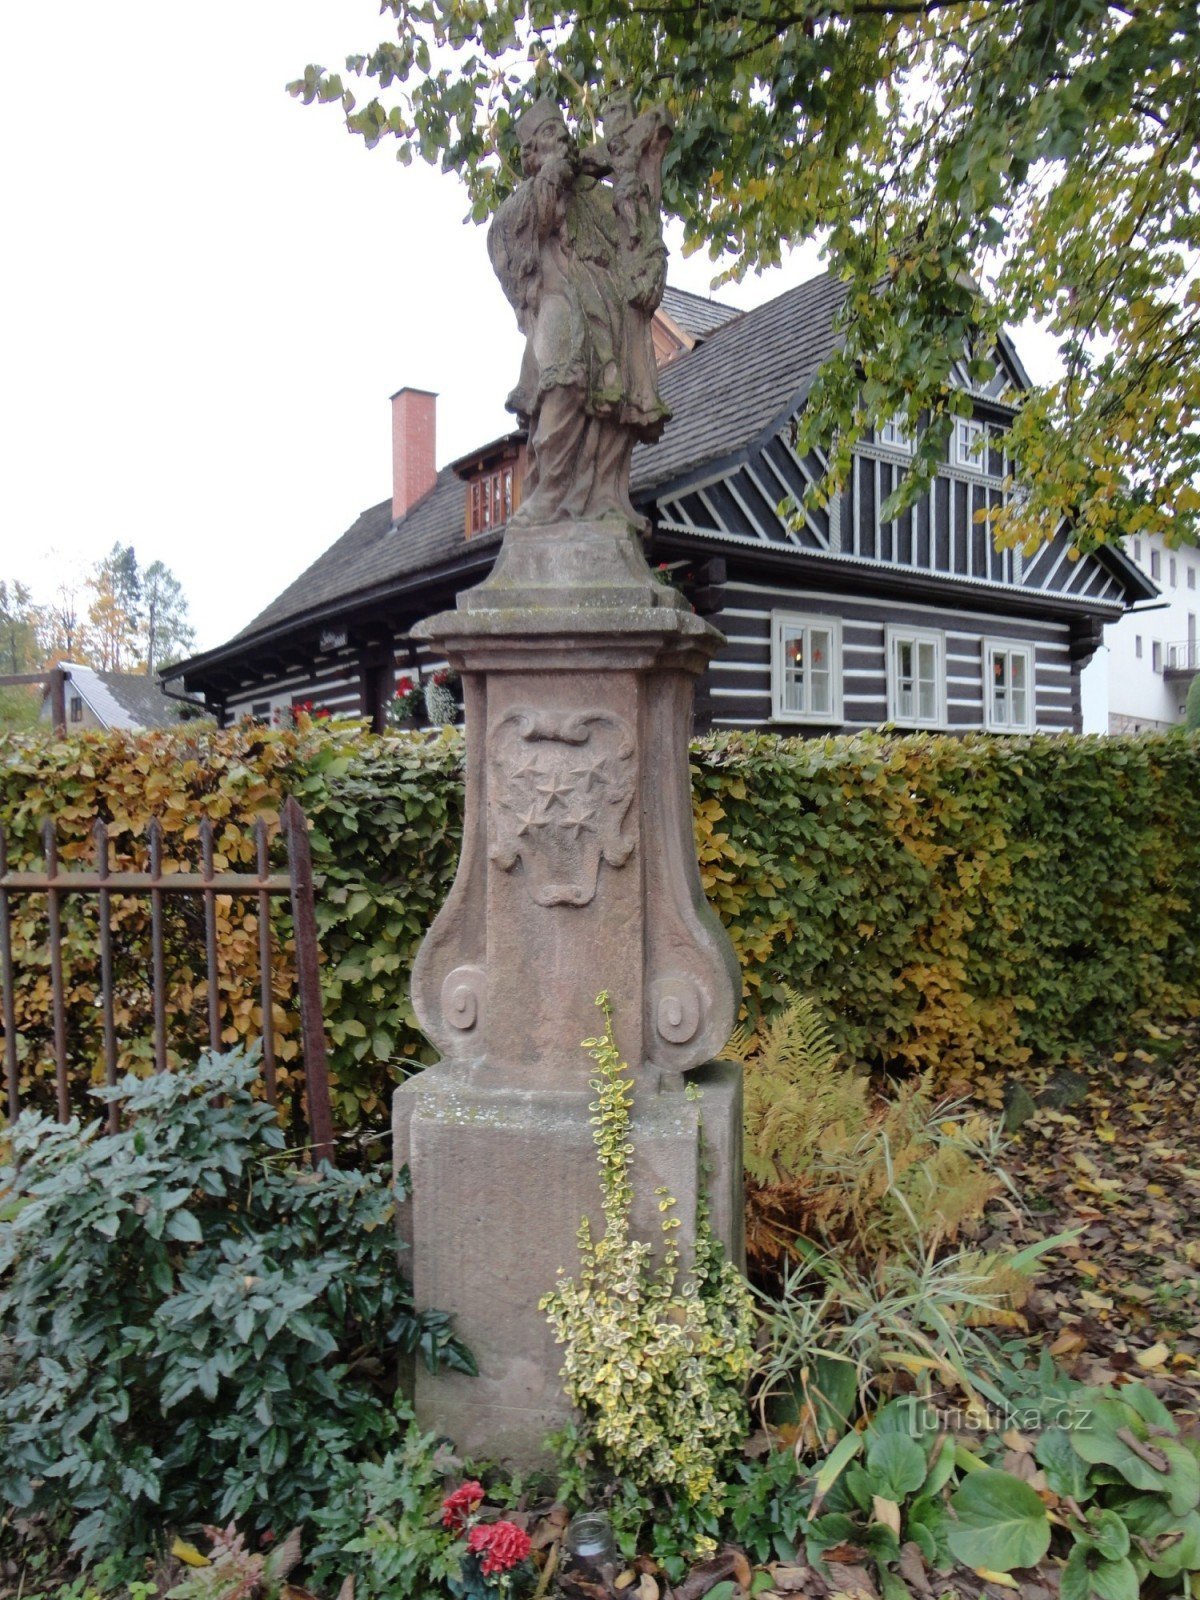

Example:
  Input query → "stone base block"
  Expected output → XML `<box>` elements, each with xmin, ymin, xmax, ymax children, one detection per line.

<box><xmin>393</xmin><ymin>1060</ymin><xmax>743</xmax><ymax>1464</ymax></box>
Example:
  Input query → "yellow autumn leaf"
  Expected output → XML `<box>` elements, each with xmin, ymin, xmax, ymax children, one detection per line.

<box><xmin>171</xmin><ymin>1537</ymin><xmax>210</xmax><ymax>1568</ymax></box>
<box><xmin>1136</xmin><ymin>1341</ymin><xmax>1170</xmax><ymax>1371</ymax></box>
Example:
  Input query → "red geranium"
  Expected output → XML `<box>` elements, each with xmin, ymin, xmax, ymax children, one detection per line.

<box><xmin>467</xmin><ymin>1520</ymin><xmax>532</xmax><ymax>1576</ymax></box>
<box><xmin>441</xmin><ymin>1480</ymin><xmax>485</xmax><ymax>1530</ymax></box>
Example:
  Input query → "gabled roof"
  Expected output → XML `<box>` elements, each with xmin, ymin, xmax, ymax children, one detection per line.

<box><xmin>204</xmin><ymin>276</ymin><xmax>846</xmax><ymax>663</ymax></box>
<box><xmin>229</xmin><ymin>466</ymin><xmax>470</xmax><ymax>644</ymax></box>
<box><xmin>658</xmin><ymin>284</ymin><xmax>742</xmax><ymax>340</ymax></box>
<box><xmin>635</xmin><ymin>273</ymin><xmax>848</xmax><ymax>495</ymax></box>
<box><xmin>50</xmin><ymin>663</ymin><xmax>190</xmax><ymax>729</ymax></box>
<box><xmin>175</xmin><ymin>269</ymin><xmax>1148</xmax><ymax>684</ymax></box>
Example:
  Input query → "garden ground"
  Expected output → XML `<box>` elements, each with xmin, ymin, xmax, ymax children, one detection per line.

<box><xmin>967</xmin><ymin>1019</ymin><xmax>1200</xmax><ymax>1406</ymax></box>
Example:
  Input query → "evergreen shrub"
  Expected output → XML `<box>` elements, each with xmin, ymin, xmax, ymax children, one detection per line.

<box><xmin>0</xmin><ymin>1052</ymin><xmax>470</xmax><ymax>1568</ymax></box>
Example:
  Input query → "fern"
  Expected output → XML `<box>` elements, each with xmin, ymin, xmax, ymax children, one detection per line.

<box><xmin>726</xmin><ymin>991</ymin><xmax>1006</xmax><ymax>1274</ymax></box>
<box><xmin>726</xmin><ymin>989</ymin><xmax>866</xmax><ymax>1188</ymax></box>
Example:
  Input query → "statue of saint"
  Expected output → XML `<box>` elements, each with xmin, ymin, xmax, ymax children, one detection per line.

<box><xmin>487</xmin><ymin>98</ymin><xmax>673</xmax><ymax>531</ymax></box>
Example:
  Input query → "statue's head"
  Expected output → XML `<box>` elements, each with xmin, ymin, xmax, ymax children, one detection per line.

<box><xmin>516</xmin><ymin>99</ymin><xmax>573</xmax><ymax>176</ymax></box>
<box><xmin>601</xmin><ymin>96</ymin><xmax>635</xmax><ymax>152</ymax></box>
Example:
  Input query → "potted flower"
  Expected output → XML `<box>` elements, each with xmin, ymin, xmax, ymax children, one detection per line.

<box><xmin>441</xmin><ymin>1479</ymin><xmax>533</xmax><ymax>1597</ymax></box>
<box><xmin>425</xmin><ymin>667</ymin><xmax>461</xmax><ymax>727</ymax></box>
<box><xmin>387</xmin><ymin>674</ymin><xmax>423</xmax><ymax>728</ymax></box>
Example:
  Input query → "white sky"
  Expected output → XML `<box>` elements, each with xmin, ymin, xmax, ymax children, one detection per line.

<box><xmin>0</xmin><ymin>3</ymin><xmax>1064</xmax><ymax>656</ymax></box>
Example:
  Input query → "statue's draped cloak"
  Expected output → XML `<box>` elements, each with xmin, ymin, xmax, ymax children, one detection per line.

<box><xmin>489</xmin><ymin>169</ymin><xmax>668</xmax><ymax>442</ymax></box>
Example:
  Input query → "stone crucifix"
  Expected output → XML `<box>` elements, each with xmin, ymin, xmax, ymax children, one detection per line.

<box><xmin>394</xmin><ymin>98</ymin><xmax>742</xmax><ymax>1464</ymax></box>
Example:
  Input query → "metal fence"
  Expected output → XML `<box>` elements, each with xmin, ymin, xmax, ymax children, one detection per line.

<box><xmin>0</xmin><ymin>796</ymin><xmax>334</xmax><ymax>1162</ymax></box>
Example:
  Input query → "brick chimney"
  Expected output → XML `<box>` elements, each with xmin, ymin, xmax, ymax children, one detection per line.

<box><xmin>391</xmin><ymin>387</ymin><xmax>437</xmax><ymax>522</ymax></box>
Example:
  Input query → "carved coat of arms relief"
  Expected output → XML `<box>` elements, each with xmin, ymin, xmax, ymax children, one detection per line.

<box><xmin>489</xmin><ymin>709</ymin><xmax>636</xmax><ymax>907</ymax></box>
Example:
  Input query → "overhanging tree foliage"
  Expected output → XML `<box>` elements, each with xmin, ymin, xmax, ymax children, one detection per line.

<box><xmin>290</xmin><ymin>0</ymin><xmax>1199</xmax><ymax>555</ymax></box>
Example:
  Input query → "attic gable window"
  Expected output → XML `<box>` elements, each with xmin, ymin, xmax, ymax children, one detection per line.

<box><xmin>952</xmin><ymin>416</ymin><xmax>987</xmax><ymax>470</ymax></box>
<box><xmin>878</xmin><ymin>415</ymin><xmax>913</xmax><ymax>453</ymax></box>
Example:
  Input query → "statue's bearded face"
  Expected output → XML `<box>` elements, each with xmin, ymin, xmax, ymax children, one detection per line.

<box><xmin>522</xmin><ymin>118</ymin><xmax>572</xmax><ymax>177</ymax></box>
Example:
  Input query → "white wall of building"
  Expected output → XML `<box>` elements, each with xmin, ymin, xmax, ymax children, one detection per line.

<box><xmin>1100</xmin><ymin>533</ymin><xmax>1198</xmax><ymax>732</ymax></box>
<box><xmin>1079</xmin><ymin>643</ymin><xmax>1109</xmax><ymax>734</ymax></box>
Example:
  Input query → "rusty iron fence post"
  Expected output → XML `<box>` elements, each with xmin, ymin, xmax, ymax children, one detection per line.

<box><xmin>282</xmin><ymin>797</ymin><xmax>335</xmax><ymax>1165</ymax></box>
<box><xmin>0</xmin><ymin>802</ymin><xmax>333</xmax><ymax>1160</ymax></box>
<box><xmin>0</xmin><ymin>828</ymin><xmax>17</xmax><ymax>1121</ymax></box>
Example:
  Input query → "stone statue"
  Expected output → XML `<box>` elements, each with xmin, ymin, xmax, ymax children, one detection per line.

<box><xmin>487</xmin><ymin>98</ymin><xmax>673</xmax><ymax>531</ymax></box>
<box><xmin>399</xmin><ymin>92</ymin><xmax>742</xmax><ymax>1463</ymax></box>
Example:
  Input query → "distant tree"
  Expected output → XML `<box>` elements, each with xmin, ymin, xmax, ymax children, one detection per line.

<box><xmin>38</xmin><ymin>578</ymin><xmax>90</xmax><ymax>667</ymax></box>
<box><xmin>292</xmin><ymin>0</ymin><xmax>1200</xmax><ymax>556</ymax></box>
<box><xmin>88</xmin><ymin>542</ymin><xmax>142</xmax><ymax>672</ymax></box>
<box><xmin>0</xmin><ymin>580</ymin><xmax>40</xmax><ymax>676</ymax></box>
<box><xmin>142</xmin><ymin>560</ymin><xmax>196</xmax><ymax>677</ymax></box>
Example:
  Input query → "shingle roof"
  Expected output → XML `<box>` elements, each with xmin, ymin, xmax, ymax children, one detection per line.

<box><xmin>230</xmin><ymin>465</ymin><xmax>491</xmax><ymax>642</ymax></box>
<box><xmin>57</xmin><ymin>664</ymin><xmax>190</xmax><ymax>729</ymax></box>
<box><xmin>214</xmin><ymin>273</ymin><xmax>847</xmax><ymax>657</ymax></box>
<box><xmin>635</xmin><ymin>272</ymin><xmax>848</xmax><ymax>493</ymax></box>
<box><xmin>658</xmin><ymin>284</ymin><xmax>742</xmax><ymax>339</ymax></box>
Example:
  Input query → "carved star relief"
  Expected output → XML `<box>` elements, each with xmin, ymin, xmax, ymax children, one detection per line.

<box><xmin>559</xmin><ymin>810</ymin><xmax>596</xmax><ymax>839</ymax></box>
<box><xmin>569</xmin><ymin>757</ymin><xmax>610</xmax><ymax>792</ymax></box>
<box><xmin>513</xmin><ymin>806</ymin><xmax>543</xmax><ymax>837</ymax></box>
<box><xmin>535</xmin><ymin>770</ymin><xmax>574</xmax><ymax>806</ymax></box>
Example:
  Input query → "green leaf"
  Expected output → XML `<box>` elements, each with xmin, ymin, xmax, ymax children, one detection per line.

<box><xmin>947</xmin><ymin>1469</ymin><xmax>1051</xmax><ymax>1573</ymax></box>
<box><xmin>1036</xmin><ymin>1427</ymin><xmax>1093</xmax><ymax>1501</ymax></box>
<box><xmin>1069</xmin><ymin>1397</ymin><xmax>1173</xmax><ymax>1492</ymax></box>
<box><xmin>1087</xmin><ymin>1509</ymin><xmax>1130</xmax><ymax>1562</ymax></box>
<box><xmin>812</xmin><ymin>1430</ymin><xmax>864</xmax><ymax>1510</ymax></box>
<box><xmin>867</xmin><ymin>1432</ymin><xmax>929</xmax><ymax>1501</ymax></box>
<box><xmin>164</xmin><ymin>1208</ymin><xmax>203</xmax><ymax>1243</ymax></box>
<box><xmin>1147</xmin><ymin>1509</ymin><xmax>1200</xmax><ymax>1580</ymax></box>
<box><xmin>1090</xmin><ymin>1556</ymin><xmax>1140</xmax><ymax>1600</ymax></box>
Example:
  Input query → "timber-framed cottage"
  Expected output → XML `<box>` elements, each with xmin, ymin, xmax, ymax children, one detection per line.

<box><xmin>171</xmin><ymin>274</ymin><xmax>1154</xmax><ymax>734</ymax></box>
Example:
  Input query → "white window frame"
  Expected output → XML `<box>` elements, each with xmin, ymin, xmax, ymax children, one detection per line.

<box><xmin>771</xmin><ymin>612</ymin><xmax>843</xmax><ymax>725</ymax></box>
<box><xmin>878</xmin><ymin>414</ymin><xmax>913</xmax><ymax>453</ymax></box>
<box><xmin>885</xmin><ymin>625</ymin><xmax>946</xmax><ymax>729</ymax></box>
<box><xmin>951</xmin><ymin>416</ymin><xmax>989</xmax><ymax>473</ymax></box>
<box><xmin>982</xmin><ymin>638</ymin><xmax>1036</xmax><ymax>733</ymax></box>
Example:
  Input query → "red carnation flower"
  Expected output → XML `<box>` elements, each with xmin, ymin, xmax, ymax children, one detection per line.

<box><xmin>441</xmin><ymin>1480</ymin><xmax>485</xmax><ymax>1530</ymax></box>
<box><xmin>467</xmin><ymin>1520</ymin><xmax>532</xmax><ymax>1576</ymax></box>
<box><xmin>397</xmin><ymin>676</ymin><xmax>413</xmax><ymax>695</ymax></box>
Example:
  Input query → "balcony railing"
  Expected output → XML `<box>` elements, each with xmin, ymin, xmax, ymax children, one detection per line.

<box><xmin>1165</xmin><ymin>640</ymin><xmax>1200</xmax><ymax>673</ymax></box>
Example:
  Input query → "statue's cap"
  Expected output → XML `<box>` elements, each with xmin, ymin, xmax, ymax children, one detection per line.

<box><xmin>516</xmin><ymin>99</ymin><xmax>566</xmax><ymax>145</ymax></box>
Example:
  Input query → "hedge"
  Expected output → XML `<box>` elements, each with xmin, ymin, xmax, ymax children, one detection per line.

<box><xmin>1</xmin><ymin>722</ymin><xmax>1198</xmax><ymax>1128</ymax></box>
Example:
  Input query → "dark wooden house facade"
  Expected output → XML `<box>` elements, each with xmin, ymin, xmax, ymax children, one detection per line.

<box><xmin>171</xmin><ymin>276</ymin><xmax>1153</xmax><ymax>734</ymax></box>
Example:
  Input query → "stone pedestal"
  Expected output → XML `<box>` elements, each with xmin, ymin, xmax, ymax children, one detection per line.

<box><xmin>393</xmin><ymin>1060</ymin><xmax>743</xmax><ymax>1461</ymax></box>
<box><xmin>394</xmin><ymin>516</ymin><xmax>743</xmax><ymax>1460</ymax></box>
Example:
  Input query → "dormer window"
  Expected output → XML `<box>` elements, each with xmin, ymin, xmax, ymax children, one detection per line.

<box><xmin>452</xmin><ymin>432</ymin><xmax>526</xmax><ymax>540</ymax></box>
<box><xmin>468</xmin><ymin>467</ymin><xmax>515</xmax><ymax>537</ymax></box>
